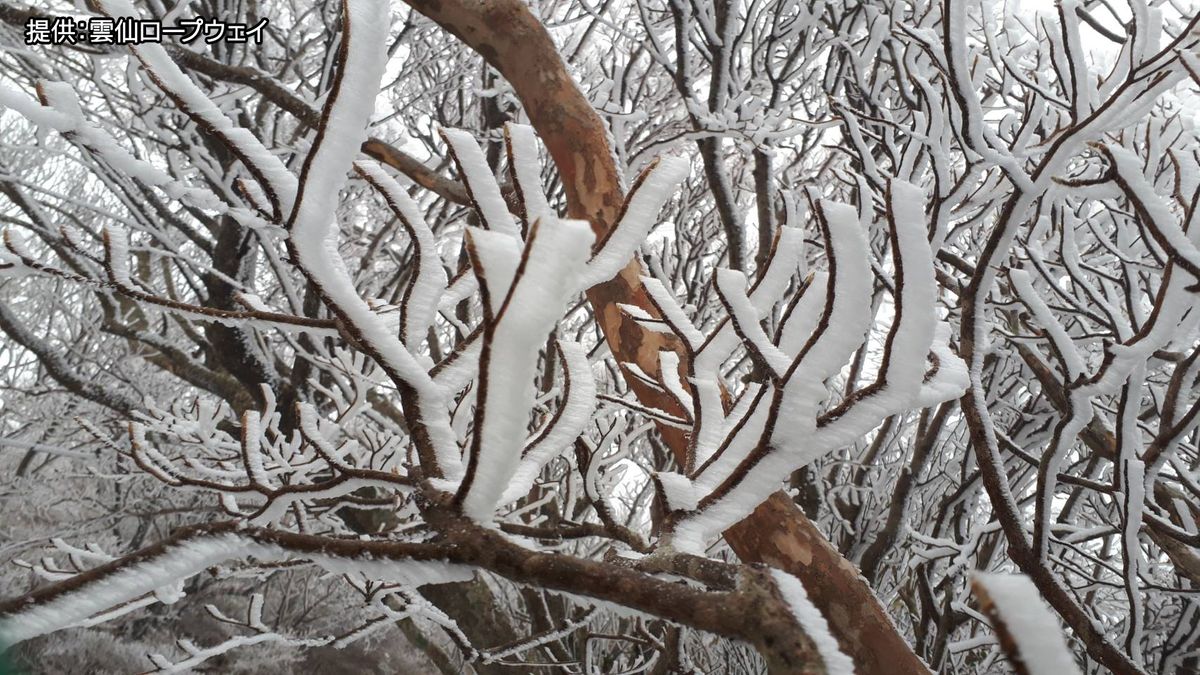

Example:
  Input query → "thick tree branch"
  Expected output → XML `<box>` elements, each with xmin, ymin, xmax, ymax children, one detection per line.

<box><xmin>398</xmin><ymin>1</ymin><xmax>932</xmax><ymax>672</ymax></box>
<box><xmin>0</xmin><ymin>517</ymin><xmax>831</xmax><ymax>673</ymax></box>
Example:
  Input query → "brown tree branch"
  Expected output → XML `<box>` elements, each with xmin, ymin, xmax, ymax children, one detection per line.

<box><xmin>0</xmin><ymin>517</ymin><xmax>831</xmax><ymax>673</ymax></box>
<box><xmin>398</xmin><ymin>1</ymin><xmax>931</xmax><ymax>672</ymax></box>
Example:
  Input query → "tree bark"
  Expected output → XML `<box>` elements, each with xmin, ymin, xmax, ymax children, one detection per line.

<box><xmin>399</xmin><ymin>1</ymin><xmax>930</xmax><ymax>672</ymax></box>
<box><xmin>753</xmin><ymin>148</ymin><xmax>776</xmax><ymax>270</ymax></box>
<box><xmin>0</xmin><ymin>518</ymin><xmax>831</xmax><ymax>673</ymax></box>
<box><xmin>419</xmin><ymin>579</ymin><xmax>527</xmax><ymax>674</ymax></box>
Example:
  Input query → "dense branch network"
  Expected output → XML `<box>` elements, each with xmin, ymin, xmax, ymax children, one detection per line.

<box><xmin>0</xmin><ymin>0</ymin><xmax>1198</xmax><ymax>673</ymax></box>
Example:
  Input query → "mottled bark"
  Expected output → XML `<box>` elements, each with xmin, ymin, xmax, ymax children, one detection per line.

<box><xmin>723</xmin><ymin>493</ymin><xmax>928</xmax><ymax>674</ymax></box>
<box><xmin>399</xmin><ymin>1</ymin><xmax>929</xmax><ymax>672</ymax></box>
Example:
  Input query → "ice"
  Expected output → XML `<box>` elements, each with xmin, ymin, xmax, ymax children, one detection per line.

<box><xmin>973</xmin><ymin>573</ymin><xmax>1082</xmax><ymax>675</ymax></box>
<box><xmin>458</xmin><ymin>220</ymin><xmax>595</xmax><ymax>520</ymax></box>
<box><xmin>770</xmin><ymin>570</ymin><xmax>855</xmax><ymax>675</ymax></box>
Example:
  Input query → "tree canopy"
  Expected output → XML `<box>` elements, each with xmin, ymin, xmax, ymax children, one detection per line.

<box><xmin>2</xmin><ymin>1</ymin><xmax>1200</xmax><ymax>673</ymax></box>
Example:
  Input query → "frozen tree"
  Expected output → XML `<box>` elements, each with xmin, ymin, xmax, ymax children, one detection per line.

<box><xmin>1</xmin><ymin>0</ymin><xmax>1199</xmax><ymax>673</ymax></box>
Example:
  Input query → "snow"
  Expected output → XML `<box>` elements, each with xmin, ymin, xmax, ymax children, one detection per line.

<box><xmin>672</xmin><ymin>398</ymin><xmax>770</xmax><ymax>551</ymax></box>
<box><xmin>769</xmin><ymin>570</ymin><xmax>855</xmax><ymax>675</ymax></box>
<box><xmin>806</xmin><ymin>180</ymin><xmax>955</xmax><ymax>449</ymax></box>
<box><xmin>672</xmin><ymin>192</ymin><xmax>966</xmax><ymax>551</ymax></box>
<box><xmin>1010</xmin><ymin>269</ymin><xmax>1084</xmax><ymax>379</ymax></box>
<box><xmin>694</xmin><ymin>226</ymin><xmax>805</xmax><ymax>376</ymax></box>
<box><xmin>771</xmin><ymin>200</ymin><xmax>873</xmax><ymax>442</ymax></box>
<box><xmin>312</xmin><ymin>552</ymin><xmax>471</xmax><ymax>589</ymax></box>
<box><xmin>621</xmin><ymin>301</ymin><xmax>686</xmax><ymax>337</ymax></box>
<box><xmin>466</xmin><ymin>227</ymin><xmax>522</xmax><ymax>316</ymax></box>
<box><xmin>481</xmin><ymin>609</ymin><xmax>595</xmax><ymax>664</ymax></box>
<box><xmin>4</xmin><ymin>2</ymin><xmax>1196</xmax><ymax>671</ymax></box>
<box><xmin>777</xmin><ymin>272</ymin><xmax>829</xmax><ymax>355</ymax></box>
<box><xmin>439</xmin><ymin>269</ymin><xmax>480</xmax><ymax>312</ymax></box>
<box><xmin>500</xmin><ymin>340</ymin><xmax>597</xmax><ymax>505</ymax></box>
<box><xmin>749</xmin><ymin>227</ymin><xmax>805</xmax><ymax>312</ymax></box>
<box><xmin>715</xmin><ymin>268</ymin><xmax>791</xmax><ymax>377</ymax></box>
<box><xmin>655</xmin><ymin>471</ymin><xmax>700</xmax><ymax>511</ymax></box>
<box><xmin>1058</xmin><ymin>0</ymin><xmax>1095</xmax><ymax>119</ymax></box>
<box><xmin>578</xmin><ymin>157</ymin><xmax>691</xmax><ymax>289</ymax></box>
<box><xmin>278</xmin><ymin>0</ymin><xmax>462</xmax><ymax>481</ymax></box>
<box><xmin>441</xmin><ymin>128</ymin><xmax>521</xmax><ymax>238</ymax></box>
<box><xmin>286</xmin><ymin>0</ymin><xmax>388</xmax><ymax>238</ymax></box>
<box><xmin>504</xmin><ymin>123</ymin><xmax>556</xmax><ymax>230</ymax></box>
<box><xmin>658</xmin><ymin>350</ymin><xmax>694</xmax><ymax>413</ymax></box>
<box><xmin>641</xmin><ymin>276</ymin><xmax>705</xmax><ymax>350</ymax></box>
<box><xmin>0</xmin><ymin>83</ymin><xmax>73</xmax><ymax>130</ymax></box>
<box><xmin>433</xmin><ymin>331</ymin><xmax>484</xmax><ymax>395</ymax></box>
<box><xmin>874</xmin><ymin>180</ymin><xmax>938</xmax><ymax>389</ymax></box>
<box><xmin>972</xmin><ymin>573</ymin><xmax>1082</xmax><ymax>675</ymax></box>
<box><xmin>240</xmin><ymin>411</ymin><xmax>271</xmax><ymax>488</ymax></box>
<box><xmin>1</xmin><ymin>83</ymin><xmax>221</xmax><ymax>212</ymax></box>
<box><xmin>620</xmin><ymin>361</ymin><xmax>666</xmax><ymax>392</ymax></box>
<box><xmin>687</xmin><ymin>376</ymin><xmax>729</xmax><ymax>468</ymax></box>
<box><xmin>97</xmin><ymin>0</ymin><xmax>298</xmax><ymax>218</ymax></box>
<box><xmin>919</xmin><ymin>324</ymin><xmax>971</xmax><ymax>405</ymax></box>
<box><xmin>0</xmin><ymin>532</ymin><xmax>471</xmax><ymax>646</ymax></box>
<box><xmin>459</xmin><ymin>219</ymin><xmax>595</xmax><ymax>520</ymax></box>
<box><xmin>354</xmin><ymin>161</ymin><xmax>447</xmax><ymax>349</ymax></box>
<box><xmin>1059</xmin><ymin>218</ymin><xmax>1131</xmax><ymax>340</ymax></box>
<box><xmin>1026</xmin><ymin>163</ymin><xmax>1200</xmax><ymax>553</ymax></box>
<box><xmin>1116</xmin><ymin>369</ymin><xmax>1148</xmax><ymax>662</ymax></box>
<box><xmin>1105</xmin><ymin>144</ymin><xmax>1200</xmax><ymax>285</ymax></box>
<box><xmin>0</xmin><ymin>533</ymin><xmax>261</xmax><ymax>644</ymax></box>
<box><xmin>276</xmin><ymin>0</ymin><xmax>463</xmax><ymax>482</ymax></box>
<box><xmin>101</xmin><ymin>226</ymin><xmax>134</xmax><ymax>288</ymax></box>
<box><xmin>150</xmin><ymin>630</ymin><xmax>325</xmax><ymax>673</ymax></box>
